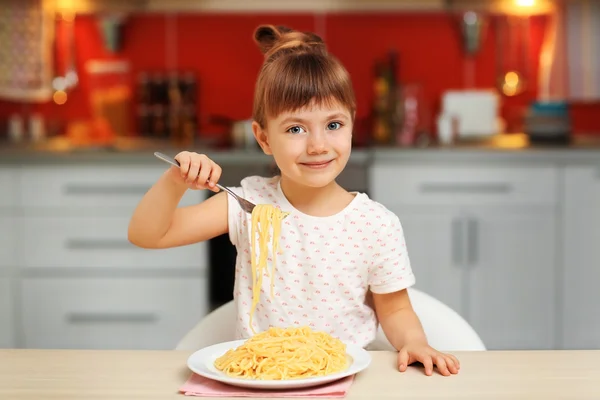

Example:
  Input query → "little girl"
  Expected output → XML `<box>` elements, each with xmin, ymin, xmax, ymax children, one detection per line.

<box><xmin>128</xmin><ymin>24</ymin><xmax>459</xmax><ymax>376</ymax></box>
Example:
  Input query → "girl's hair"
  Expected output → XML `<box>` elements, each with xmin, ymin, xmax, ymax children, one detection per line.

<box><xmin>251</xmin><ymin>25</ymin><xmax>356</xmax><ymax>128</ymax></box>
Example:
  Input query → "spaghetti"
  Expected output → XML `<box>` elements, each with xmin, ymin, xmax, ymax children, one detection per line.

<box><xmin>214</xmin><ymin>326</ymin><xmax>349</xmax><ymax>380</ymax></box>
<box><xmin>249</xmin><ymin>203</ymin><xmax>289</xmax><ymax>333</ymax></box>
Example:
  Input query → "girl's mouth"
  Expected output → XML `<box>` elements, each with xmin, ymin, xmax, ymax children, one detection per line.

<box><xmin>300</xmin><ymin>160</ymin><xmax>333</xmax><ymax>169</ymax></box>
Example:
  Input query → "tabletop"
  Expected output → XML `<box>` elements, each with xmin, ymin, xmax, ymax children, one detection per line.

<box><xmin>1</xmin><ymin>349</ymin><xmax>599</xmax><ymax>399</ymax></box>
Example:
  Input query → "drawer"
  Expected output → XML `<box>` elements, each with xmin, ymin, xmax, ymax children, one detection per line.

<box><xmin>370</xmin><ymin>165</ymin><xmax>558</xmax><ymax>206</ymax></box>
<box><xmin>18</xmin><ymin>216</ymin><xmax>207</xmax><ymax>270</ymax></box>
<box><xmin>0</xmin><ymin>217</ymin><xmax>17</xmax><ymax>268</ymax></box>
<box><xmin>21</xmin><ymin>277</ymin><xmax>209</xmax><ymax>350</ymax></box>
<box><xmin>0</xmin><ymin>278</ymin><xmax>15</xmax><ymax>348</ymax></box>
<box><xmin>0</xmin><ymin>168</ymin><xmax>18</xmax><ymax>207</ymax></box>
<box><xmin>19</xmin><ymin>165</ymin><xmax>203</xmax><ymax>209</ymax></box>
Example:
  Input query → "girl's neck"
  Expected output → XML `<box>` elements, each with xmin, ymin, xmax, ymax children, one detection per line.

<box><xmin>279</xmin><ymin>175</ymin><xmax>355</xmax><ymax>217</ymax></box>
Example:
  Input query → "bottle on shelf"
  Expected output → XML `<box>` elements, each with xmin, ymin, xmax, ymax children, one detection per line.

<box><xmin>135</xmin><ymin>69</ymin><xmax>199</xmax><ymax>144</ymax></box>
<box><xmin>371</xmin><ymin>49</ymin><xmax>403</xmax><ymax>146</ymax></box>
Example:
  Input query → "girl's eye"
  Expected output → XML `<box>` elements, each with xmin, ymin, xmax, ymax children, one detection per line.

<box><xmin>287</xmin><ymin>126</ymin><xmax>305</xmax><ymax>134</ymax></box>
<box><xmin>327</xmin><ymin>122</ymin><xmax>342</xmax><ymax>130</ymax></box>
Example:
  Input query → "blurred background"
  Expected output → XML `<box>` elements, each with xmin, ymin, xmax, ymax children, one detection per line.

<box><xmin>0</xmin><ymin>0</ymin><xmax>598</xmax><ymax>352</ymax></box>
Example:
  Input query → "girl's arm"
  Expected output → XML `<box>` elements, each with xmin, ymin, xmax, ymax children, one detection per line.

<box><xmin>128</xmin><ymin>152</ymin><xmax>229</xmax><ymax>249</ymax></box>
<box><xmin>373</xmin><ymin>290</ymin><xmax>428</xmax><ymax>348</ymax></box>
<box><xmin>369</xmin><ymin>213</ymin><xmax>459</xmax><ymax>376</ymax></box>
<box><xmin>373</xmin><ymin>290</ymin><xmax>460</xmax><ymax>376</ymax></box>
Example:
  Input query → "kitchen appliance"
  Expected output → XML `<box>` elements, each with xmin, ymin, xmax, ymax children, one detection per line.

<box><xmin>438</xmin><ymin>89</ymin><xmax>502</xmax><ymax>139</ymax></box>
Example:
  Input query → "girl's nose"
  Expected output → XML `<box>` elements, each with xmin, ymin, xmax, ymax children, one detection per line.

<box><xmin>307</xmin><ymin>130</ymin><xmax>328</xmax><ymax>154</ymax></box>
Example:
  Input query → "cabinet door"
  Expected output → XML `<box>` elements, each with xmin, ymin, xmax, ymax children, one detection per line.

<box><xmin>0</xmin><ymin>168</ymin><xmax>18</xmax><ymax>208</ymax></box>
<box><xmin>0</xmin><ymin>217</ymin><xmax>16</xmax><ymax>268</ymax></box>
<box><xmin>392</xmin><ymin>206</ymin><xmax>467</xmax><ymax>318</ymax></box>
<box><xmin>21</xmin><ymin>277</ymin><xmax>209</xmax><ymax>350</ymax></box>
<box><xmin>466</xmin><ymin>207</ymin><xmax>557</xmax><ymax>350</ymax></box>
<box><xmin>0</xmin><ymin>278</ymin><xmax>14</xmax><ymax>348</ymax></box>
<box><xmin>19</xmin><ymin>166</ymin><xmax>202</xmax><ymax>209</ymax></box>
<box><xmin>370</xmin><ymin>164</ymin><xmax>557</xmax><ymax>207</ymax></box>
<box><xmin>562</xmin><ymin>166</ymin><xmax>600</xmax><ymax>349</ymax></box>
<box><xmin>18</xmin><ymin>216</ymin><xmax>207</xmax><ymax>270</ymax></box>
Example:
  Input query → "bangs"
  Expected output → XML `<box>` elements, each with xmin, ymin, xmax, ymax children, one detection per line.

<box><xmin>256</xmin><ymin>53</ymin><xmax>356</xmax><ymax>125</ymax></box>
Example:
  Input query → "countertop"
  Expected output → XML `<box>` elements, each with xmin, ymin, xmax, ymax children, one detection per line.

<box><xmin>0</xmin><ymin>134</ymin><xmax>599</xmax><ymax>166</ymax></box>
<box><xmin>1</xmin><ymin>348</ymin><xmax>599</xmax><ymax>399</ymax></box>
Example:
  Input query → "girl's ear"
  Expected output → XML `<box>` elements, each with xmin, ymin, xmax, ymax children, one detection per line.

<box><xmin>252</xmin><ymin>121</ymin><xmax>272</xmax><ymax>155</ymax></box>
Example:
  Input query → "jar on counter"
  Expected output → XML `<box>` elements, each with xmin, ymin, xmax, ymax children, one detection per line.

<box><xmin>86</xmin><ymin>59</ymin><xmax>132</xmax><ymax>138</ymax></box>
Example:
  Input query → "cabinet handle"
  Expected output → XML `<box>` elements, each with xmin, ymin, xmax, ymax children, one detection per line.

<box><xmin>65</xmin><ymin>239</ymin><xmax>134</xmax><ymax>250</ymax></box>
<box><xmin>451</xmin><ymin>218</ymin><xmax>465</xmax><ymax>266</ymax></box>
<box><xmin>66</xmin><ymin>312</ymin><xmax>158</xmax><ymax>324</ymax></box>
<box><xmin>467</xmin><ymin>217</ymin><xmax>479</xmax><ymax>266</ymax></box>
<box><xmin>63</xmin><ymin>184</ymin><xmax>150</xmax><ymax>196</ymax></box>
<box><xmin>420</xmin><ymin>183</ymin><xmax>511</xmax><ymax>194</ymax></box>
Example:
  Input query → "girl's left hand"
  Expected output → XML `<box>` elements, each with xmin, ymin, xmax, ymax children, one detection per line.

<box><xmin>398</xmin><ymin>343</ymin><xmax>460</xmax><ymax>376</ymax></box>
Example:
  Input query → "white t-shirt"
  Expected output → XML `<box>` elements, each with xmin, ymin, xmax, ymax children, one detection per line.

<box><xmin>227</xmin><ymin>175</ymin><xmax>416</xmax><ymax>348</ymax></box>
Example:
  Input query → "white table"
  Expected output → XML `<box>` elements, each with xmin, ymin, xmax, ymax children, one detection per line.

<box><xmin>1</xmin><ymin>349</ymin><xmax>599</xmax><ymax>399</ymax></box>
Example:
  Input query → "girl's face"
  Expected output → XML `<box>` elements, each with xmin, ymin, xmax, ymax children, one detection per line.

<box><xmin>253</xmin><ymin>98</ymin><xmax>353</xmax><ymax>189</ymax></box>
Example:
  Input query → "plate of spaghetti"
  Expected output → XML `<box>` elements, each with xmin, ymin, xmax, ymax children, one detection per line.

<box><xmin>186</xmin><ymin>326</ymin><xmax>371</xmax><ymax>389</ymax></box>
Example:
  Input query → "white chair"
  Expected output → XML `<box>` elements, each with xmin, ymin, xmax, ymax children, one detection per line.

<box><xmin>175</xmin><ymin>287</ymin><xmax>486</xmax><ymax>352</ymax></box>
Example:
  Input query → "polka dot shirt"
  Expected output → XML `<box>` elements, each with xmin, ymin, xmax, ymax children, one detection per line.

<box><xmin>227</xmin><ymin>175</ymin><xmax>416</xmax><ymax>348</ymax></box>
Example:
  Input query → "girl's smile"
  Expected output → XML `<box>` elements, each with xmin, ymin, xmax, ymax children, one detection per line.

<box><xmin>299</xmin><ymin>159</ymin><xmax>335</xmax><ymax>169</ymax></box>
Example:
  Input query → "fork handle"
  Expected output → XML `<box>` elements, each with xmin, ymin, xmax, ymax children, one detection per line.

<box><xmin>215</xmin><ymin>183</ymin><xmax>237</xmax><ymax>198</ymax></box>
<box><xmin>154</xmin><ymin>152</ymin><xmax>181</xmax><ymax>168</ymax></box>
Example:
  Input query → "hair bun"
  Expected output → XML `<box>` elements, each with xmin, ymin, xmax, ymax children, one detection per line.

<box><xmin>253</xmin><ymin>25</ymin><xmax>325</xmax><ymax>58</ymax></box>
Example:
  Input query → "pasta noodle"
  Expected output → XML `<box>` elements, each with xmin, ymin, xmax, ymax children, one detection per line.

<box><xmin>249</xmin><ymin>204</ymin><xmax>289</xmax><ymax>333</ymax></box>
<box><xmin>214</xmin><ymin>326</ymin><xmax>349</xmax><ymax>380</ymax></box>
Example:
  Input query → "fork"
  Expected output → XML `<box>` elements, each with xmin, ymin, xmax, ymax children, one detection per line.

<box><xmin>153</xmin><ymin>151</ymin><xmax>257</xmax><ymax>215</ymax></box>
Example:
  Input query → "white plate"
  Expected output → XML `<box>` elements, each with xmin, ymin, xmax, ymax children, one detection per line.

<box><xmin>186</xmin><ymin>339</ymin><xmax>372</xmax><ymax>390</ymax></box>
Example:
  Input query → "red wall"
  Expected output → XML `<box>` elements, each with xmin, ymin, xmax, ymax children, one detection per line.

<box><xmin>1</xmin><ymin>12</ymin><xmax>598</xmax><ymax>142</ymax></box>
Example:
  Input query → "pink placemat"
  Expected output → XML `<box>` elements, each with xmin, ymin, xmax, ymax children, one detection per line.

<box><xmin>179</xmin><ymin>373</ymin><xmax>355</xmax><ymax>398</ymax></box>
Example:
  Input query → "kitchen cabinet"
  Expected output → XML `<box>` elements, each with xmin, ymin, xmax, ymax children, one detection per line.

<box><xmin>0</xmin><ymin>164</ymin><xmax>211</xmax><ymax>350</ymax></box>
<box><xmin>16</xmin><ymin>166</ymin><xmax>207</xmax><ymax>272</ymax></box>
<box><xmin>18</xmin><ymin>165</ymin><xmax>201</xmax><ymax>209</ymax></box>
<box><xmin>0</xmin><ymin>168</ymin><xmax>18</xmax><ymax>208</ymax></box>
<box><xmin>0</xmin><ymin>178</ymin><xmax>17</xmax><ymax>349</ymax></box>
<box><xmin>370</xmin><ymin>163</ymin><xmax>559</xmax><ymax>350</ymax></box>
<box><xmin>17</xmin><ymin>216</ymin><xmax>206</xmax><ymax>270</ymax></box>
<box><xmin>464</xmin><ymin>207</ymin><xmax>556</xmax><ymax>350</ymax></box>
<box><xmin>21</xmin><ymin>277</ymin><xmax>208</xmax><ymax>350</ymax></box>
<box><xmin>562</xmin><ymin>166</ymin><xmax>600</xmax><ymax>349</ymax></box>
<box><xmin>392</xmin><ymin>207</ymin><xmax>466</xmax><ymax>315</ymax></box>
<box><xmin>0</xmin><ymin>279</ymin><xmax>14</xmax><ymax>348</ymax></box>
<box><xmin>0</xmin><ymin>217</ymin><xmax>16</xmax><ymax>268</ymax></box>
<box><xmin>372</xmin><ymin>164</ymin><xmax>557</xmax><ymax>207</ymax></box>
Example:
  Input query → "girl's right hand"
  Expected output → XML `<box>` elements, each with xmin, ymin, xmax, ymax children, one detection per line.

<box><xmin>168</xmin><ymin>151</ymin><xmax>222</xmax><ymax>192</ymax></box>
